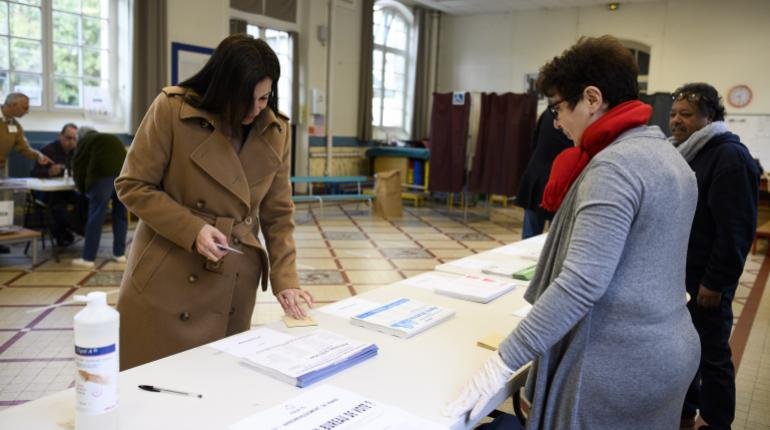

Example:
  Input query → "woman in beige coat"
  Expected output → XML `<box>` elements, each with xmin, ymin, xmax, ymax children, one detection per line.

<box><xmin>116</xmin><ymin>35</ymin><xmax>313</xmax><ymax>370</ymax></box>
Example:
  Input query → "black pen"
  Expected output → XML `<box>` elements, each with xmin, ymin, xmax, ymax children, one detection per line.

<box><xmin>138</xmin><ymin>384</ymin><xmax>203</xmax><ymax>398</ymax></box>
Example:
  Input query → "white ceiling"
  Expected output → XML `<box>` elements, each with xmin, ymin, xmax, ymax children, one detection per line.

<box><xmin>409</xmin><ymin>0</ymin><xmax>665</xmax><ymax>15</ymax></box>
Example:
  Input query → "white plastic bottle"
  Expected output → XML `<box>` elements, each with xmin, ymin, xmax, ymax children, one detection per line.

<box><xmin>74</xmin><ymin>291</ymin><xmax>119</xmax><ymax>430</ymax></box>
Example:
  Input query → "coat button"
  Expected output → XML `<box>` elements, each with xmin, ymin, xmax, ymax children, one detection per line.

<box><xmin>188</xmin><ymin>274</ymin><xmax>198</xmax><ymax>283</ymax></box>
<box><xmin>229</xmin><ymin>307</ymin><xmax>235</xmax><ymax>316</ymax></box>
<box><xmin>179</xmin><ymin>312</ymin><xmax>190</xmax><ymax>321</ymax></box>
<box><xmin>233</xmin><ymin>237</ymin><xmax>240</xmax><ymax>245</ymax></box>
<box><xmin>195</xmin><ymin>200</ymin><xmax>205</xmax><ymax>209</ymax></box>
<box><xmin>244</xmin><ymin>216</ymin><xmax>252</xmax><ymax>225</ymax></box>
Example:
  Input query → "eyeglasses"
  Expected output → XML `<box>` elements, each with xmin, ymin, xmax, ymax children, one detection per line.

<box><xmin>672</xmin><ymin>92</ymin><xmax>702</xmax><ymax>102</ymax></box>
<box><xmin>547</xmin><ymin>98</ymin><xmax>567</xmax><ymax>120</ymax></box>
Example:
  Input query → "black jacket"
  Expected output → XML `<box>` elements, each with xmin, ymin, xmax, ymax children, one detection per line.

<box><xmin>30</xmin><ymin>139</ymin><xmax>72</xmax><ymax>178</ymax></box>
<box><xmin>514</xmin><ymin>109</ymin><xmax>572</xmax><ymax>213</ymax></box>
<box><xmin>686</xmin><ymin>131</ymin><xmax>759</xmax><ymax>293</ymax></box>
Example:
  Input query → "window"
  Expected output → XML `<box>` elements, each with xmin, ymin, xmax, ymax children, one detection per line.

<box><xmin>621</xmin><ymin>40</ymin><xmax>651</xmax><ymax>94</ymax></box>
<box><xmin>0</xmin><ymin>0</ymin><xmax>116</xmax><ymax>110</ymax></box>
<box><xmin>247</xmin><ymin>24</ymin><xmax>293</xmax><ymax>119</ymax></box>
<box><xmin>372</xmin><ymin>1</ymin><xmax>414</xmax><ymax>139</ymax></box>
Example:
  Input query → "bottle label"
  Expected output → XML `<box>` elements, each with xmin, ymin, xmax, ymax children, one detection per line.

<box><xmin>75</xmin><ymin>344</ymin><xmax>118</xmax><ymax>414</ymax></box>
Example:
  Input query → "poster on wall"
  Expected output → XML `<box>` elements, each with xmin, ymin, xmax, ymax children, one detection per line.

<box><xmin>171</xmin><ymin>42</ymin><xmax>215</xmax><ymax>85</ymax></box>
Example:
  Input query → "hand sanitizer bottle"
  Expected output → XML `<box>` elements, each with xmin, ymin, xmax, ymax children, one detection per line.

<box><xmin>74</xmin><ymin>292</ymin><xmax>119</xmax><ymax>430</ymax></box>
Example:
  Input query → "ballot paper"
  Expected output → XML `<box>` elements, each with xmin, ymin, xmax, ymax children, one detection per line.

<box><xmin>351</xmin><ymin>297</ymin><xmax>455</xmax><ymax>339</ymax></box>
<box><xmin>229</xmin><ymin>384</ymin><xmax>445</xmax><ymax>430</ymax></box>
<box><xmin>433</xmin><ymin>274</ymin><xmax>523</xmax><ymax>303</ymax></box>
<box><xmin>242</xmin><ymin>328</ymin><xmax>378</xmax><ymax>388</ymax></box>
<box><xmin>207</xmin><ymin>327</ymin><xmax>294</xmax><ymax>359</ymax></box>
<box><xmin>318</xmin><ymin>297</ymin><xmax>381</xmax><ymax>319</ymax></box>
<box><xmin>398</xmin><ymin>271</ymin><xmax>456</xmax><ymax>290</ymax></box>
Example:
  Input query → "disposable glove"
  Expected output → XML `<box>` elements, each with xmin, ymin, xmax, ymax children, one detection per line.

<box><xmin>443</xmin><ymin>353</ymin><xmax>514</xmax><ymax>421</ymax></box>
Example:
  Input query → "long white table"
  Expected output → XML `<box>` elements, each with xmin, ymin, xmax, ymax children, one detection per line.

<box><xmin>0</xmin><ymin>236</ymin><xmax>544</xmax><ymax>429</ymax></box>
<box><xmin>0</xmin><ymin>177</ymin><xmax>76</xmax><ymax>192</ymax></box>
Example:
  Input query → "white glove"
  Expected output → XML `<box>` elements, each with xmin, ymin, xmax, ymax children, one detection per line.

<box><xmin>443</xmin><ymin>353</ymin><xmax>515</xmax><ymax>421</ymax></box>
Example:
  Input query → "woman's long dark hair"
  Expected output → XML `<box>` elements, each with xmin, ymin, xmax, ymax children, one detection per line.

<box><xmin>179</xmin><ymin>34</ymin><xmax>280</xmax><ymax>133</ymax></box>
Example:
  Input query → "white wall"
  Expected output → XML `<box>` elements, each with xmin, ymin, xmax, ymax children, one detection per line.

<box><xmin>437</xmin><ymin>0</ymin><xmax>770</xmax><ymax>114</ymax></box>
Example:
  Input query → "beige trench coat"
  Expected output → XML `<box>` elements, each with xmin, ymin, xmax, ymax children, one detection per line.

<box><xmin>115</xmin><ymin>86</ymin><xmax>299</xmax><ymax>370</ymax></box>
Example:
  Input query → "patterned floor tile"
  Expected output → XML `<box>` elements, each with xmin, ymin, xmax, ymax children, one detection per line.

<box><xmin>327</xmin><ymin>240</ymin><xmax>375</xmax><ymax>249</ymax></box>
<box><xmin>446</xmin><ymin>232</ymin><xmax>491</xmax><ymax>241</ymax></box>
<box><xmin>320</xmin><ymin>227</ymin><xmax>361</xmax><ymax>234</ymax></box>
<box><xmin>0</xmin><ymin>361</ymin><xmax>74</xmax><ymax>402</ymax></box>
<box><xmin>366</xmin><ymin>233</ymin><xmax>410</xmax><ymax>241</ymax></box>
<box><xmin>11</xmin><ymin>271</ymin><xmax>90</xmax><ymax>286</ymax></box>
<box><xmin>295</xmin><ymin>240</ymin><xmax>328</xmax><ymax>248</ymax></box>
<box><xmin>33</xmin><ymin>306</ymin><xmax>83</xmax><ymax>329</ymax></box>
<box><xmin>0</xmin><ymin>330</ymin><xmax>16</xmax><ymax>345</ymax></box>
<box><xmin>373</xmin><ymin>240</ymin><xmax>419</xmax><ymax>249</ymax></box>
<box><xmin>337</xmin><ymin>258</ymin><xmax>393</xmax><ymax>270</ymax></box>
<box><xmin>334</xmin><ymin>249</ymin><xmax>383</xmax><ymax>259</ymax></box>
<box><xmin>391</xmin><ymin>259</ymin><xmax>440</xmax><ymax>270</ymax></box>
<box><xmin>429</xmin><ymin>249</ymin><xmax>476</xmax><ymax>259</ymax></box>
<box><xmin>302</xmin><ymin>285</ymin><xmax>353</xmax><ymax>303</ymax></box>
<box><xmin>0</xmin><ymin>330</ymin><xmax>73</xmax><ymax>359</ymax></box>
<box><xmin>100</xmin><ymin>261</ymin><xmax>127</xmax><ymax>271</ymax></box>
<box><xmin>298</xmin><ymin>270</ymin><xmax>344</xmax><ymax>285</ymax></box>
<box><xmin>0</xmin><ymin>257</ymin><xmax>33</xmax><ymax>271</ymax></box>
<box><xmin>297</xmin><ymin>248</ymin><xmax>333</xmax><ymax>258</ymax></box>
<box><xmin>296</xmin><ymin>258</ymin><xmax>339</xmax><ymax>270</ymax></box>
<box><xmin>0</xmin><ymin>307</ymin><xmax>42</xmax><ymax>329</ymax></box>
<box><xmin>379</xmin><ymin>248</ymin><xmax>433</xmax><ymax>259</ymax></box>
<box><xmin>417</xmin><ymin>240</ymin><xmax>465</xmax><ymax>249</ymax></box>
<box><xmin>463</xmin><ymin>241</ymin><xmax>501</xmax><ymax>250</ymax></box>
<box><xmin>408</xmin><ymin>233</ymin><xmax>449</xmax><ymax>240</ymax></box>
<box><xmin>351</xmin><ymin>284</ymin><xmax>388</xmax><ymax>295</ymax></box>
<box><xmin>82</xmin><ymin>271</ymin><xmax>124</xmax><ymax>286</ymax></box>
<box><xmin>401</xmin><ymin>269</ymin><xmax>431</xmax><ymax>278</ymax></box>
<box><xmin>251</xmin><ymin>303</ymin><xmax>285</xmax><ymax>326</ymax></box>
<box><xmin>0</xmin><ymin>272</ymin><xmax>23</xmax><ymax>285</ymax></box>
<box><xmin>0</xmin><ymin>287</ymin><xmax>72</xmax><ymax>305</ymax></box>
<box><xmin>346</xmin><ymin>270</ymin><xmax>403</xmax><ymax>285</ymax></box>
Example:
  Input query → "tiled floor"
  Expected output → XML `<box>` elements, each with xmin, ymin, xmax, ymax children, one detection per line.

<box><xmin>0</xmin><ymin>202</ymin><xmax>769</xmax><ymax>429</ymax></box>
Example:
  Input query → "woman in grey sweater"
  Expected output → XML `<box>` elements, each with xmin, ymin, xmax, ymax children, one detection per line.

<box><xmin>446</xmin><ymin>36</ymin><xmax>700</xmax><ymax>429</ymax></box>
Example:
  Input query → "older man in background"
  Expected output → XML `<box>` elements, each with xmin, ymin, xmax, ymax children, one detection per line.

<box><xmin>0</xmin><ymin>93</ymin><xmax>52</xmax><ymax>253</ymax></box>
<box><xmin>670</xmin><ymin>83</ymin><xmax>759</xmax><ymax>430</ymax></box>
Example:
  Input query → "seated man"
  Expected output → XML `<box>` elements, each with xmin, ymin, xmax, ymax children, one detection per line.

<box><xmin>30</xmin><ymin>123</ymin><xmax>83</xmax><ymax>247</ymax></box>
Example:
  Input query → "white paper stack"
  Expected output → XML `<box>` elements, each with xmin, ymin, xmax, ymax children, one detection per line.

<box><xmin>229</xmin><ymin>384</ymin><xmax>445</xmax><ymax>430</ymax></box>
<box><xmin>433</xmin><ymin>274</ymin><xmax>523</xmax><ymax>303</ymax></box>
<box><xmin>351</xmin><ymin>297</ymin><xmax>455</xmax><ymax>338</ymax></box>
<box><xmin>239</xmin><ymin>328</ymin><xmax>378</xmax><ymax>388</ymax></box>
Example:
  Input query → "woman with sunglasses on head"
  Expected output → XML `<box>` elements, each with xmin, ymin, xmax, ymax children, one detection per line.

<box><xmin>670</xmin><ymin>83</ymin><xmax>759</xmax><ymax>430</ymax></box>
<box><xmin>445</xmin><ymin>35</ymin><xmax>700</xmax><ymax>429</ymax></box>
<box><xmin>115</xmin><ymin>34</ymin><xmax>313</xmax><ymax>370</ymax></box>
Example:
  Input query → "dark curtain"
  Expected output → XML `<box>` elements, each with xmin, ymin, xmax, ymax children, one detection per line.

<box><xmin>357</xmin><ymin>0</ymin><xmax>374</xmax><ymax>141</ymax></box>
<box><xmin>469</xmin><ymin>92</ymin><xmax>538</xmax><ymax>196</ymax></box>
<box><xmin>130</xmin><ymin>0</ymin><xmax>167</xmax><ymax>134</ymax></box>
<box><xmin>412</xmin><ymin>7</ymin><xmax>440</xmax><ymax>140</ymax></box>
<box><xmin>427</xmin><ymin>92</ymin><xmax>470</xmax><ymax>193</ymax></box>
<box><xmin>640</xmin><ymin>92</ymin><xmax>673</xmax><ymax>136</ymax></box>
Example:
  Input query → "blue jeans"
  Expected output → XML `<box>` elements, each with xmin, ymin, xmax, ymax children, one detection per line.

<box><xmin>522</xmin><ymin>208</ymin><xmax>548</xmax><ymax>239</ymax></box>
<box><xmin>82</xmin><ymin>177</ymin><xmax>127</xmax><ymax>261</ymax></box>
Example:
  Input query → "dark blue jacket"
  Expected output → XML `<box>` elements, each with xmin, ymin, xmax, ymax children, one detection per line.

<box><xmin>685</xmin><ymin>131</ymin><xmax>759</xmax><ymax>293</ymax></box>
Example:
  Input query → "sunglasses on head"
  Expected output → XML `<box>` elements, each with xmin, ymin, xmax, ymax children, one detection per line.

<box><xmin>672</xmin><ymin>92</ymin><xmax>702</xmax><ymax>102</ymax></box>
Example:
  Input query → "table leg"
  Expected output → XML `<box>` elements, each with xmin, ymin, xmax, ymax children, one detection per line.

<box><xmin>31</xmin><ymin>237</ymin><xmax>37</xmax><ymax>265</ymax></box>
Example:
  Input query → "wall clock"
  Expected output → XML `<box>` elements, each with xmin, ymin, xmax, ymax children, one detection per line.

<box><xmin>727</xmin><ymin>85</ymin><xmax>752</xmax><ymax>108</ymax></box>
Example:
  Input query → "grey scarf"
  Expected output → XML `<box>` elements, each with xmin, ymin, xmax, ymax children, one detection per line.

<box><xmin>670</xmin><ymin>121</ymin><xmax>728</xmax><ymax>162</ymax></box>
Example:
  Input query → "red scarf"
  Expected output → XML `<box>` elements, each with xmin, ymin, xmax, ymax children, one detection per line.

<box><xmin>540</xmin><ymin>100</ymin><xmax>652</xmax><ymax>212</ymax></box>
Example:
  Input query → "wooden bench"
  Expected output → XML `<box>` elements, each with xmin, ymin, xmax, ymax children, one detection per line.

<box><xmin>0</xmin><ymin>228</ymin><xmax>41</xmax><ymax>264</ymax></box>
<box><xmin>291</xmin><ymin>176</ymin><xmax>372</xmax><ymax>217</ymax></box>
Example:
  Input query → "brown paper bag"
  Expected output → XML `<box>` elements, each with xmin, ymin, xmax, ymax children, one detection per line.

<box><xmin>373</xmin><ymin>170</ymin><xmax>403</xmax><ymax>218</ymax></box>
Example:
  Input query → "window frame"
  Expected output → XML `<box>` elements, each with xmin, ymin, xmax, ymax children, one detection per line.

<box><xmin>246</xmin><ymin>23</ymin><xmax>295</xmax><ymax>120</ymax></box>
<box><xmin>372</xmin><ymin>0</ymin><xmax>414</xmax><ymax>140</ymax></box>
<box><xmin>0</xmin><ymin>0</ymin><xmax>119</xmax><ymax>113</ymax></box>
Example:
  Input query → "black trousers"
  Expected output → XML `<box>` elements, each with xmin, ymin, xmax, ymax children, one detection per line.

<box><xmin>683</xmin><ymin>286</ymin><xmax>736</xmax><ymax>429</ymax></box>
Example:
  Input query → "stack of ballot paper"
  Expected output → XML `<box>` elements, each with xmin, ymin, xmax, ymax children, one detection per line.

<box><xmin>351</xmin><ymin>297</ymin><xmax>455</xmax><ymax>338</ymax></box>
<box><xmin>433</xmin><ymin>274</ymin><xmax>522</xmax><ymax>303</ymax></box>
<box><xmin>481</xmin><ymin>262</ymin><xmax>537</xmax><ymax>280</ymax></box>
<box><xmin>229</xmin><ymin>385</ymin><xmax>445</xmax><ymax>430</ymax></box>
<box><xmin>239</xmin><ymin>328</ymin><xmax>378</xmax><ymax>388</ymax></box>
